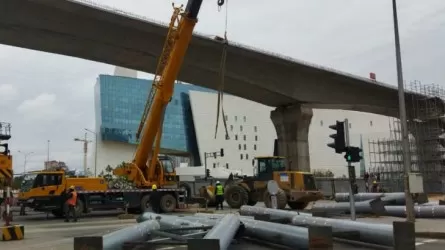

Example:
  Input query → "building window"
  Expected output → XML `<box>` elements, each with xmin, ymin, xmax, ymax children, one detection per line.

<box><xmin>240</xmin><ymin>154</ymin><xmax>243</xmax><ymax>160</ymax></box>
<box><xmin>243</xmin><ymin>116</ymin><xmax>247</xmax><ymax>122</ymax></box>
<box><xmin>234</xmin><ymin>116</ymin><xmax>238</xmax><ymax>122</ymax></box>
<box><xmin>254</xmin><ymin>126</ymin><xmax>257</xmax><ymax>132</ymax></box>
<box><xmin>213</xmin><ymin>163</ymin><xmax>216</xmax><ymax>168</ymax></box>
<box><xmin>255</xmin><ymin>135</ymin><xmax>258</xmax><ymax>141</ymax></box>
<box><xmin>370</xmin><ymin>120</ymin><xmax>373</xmax><ymax>126</ymax></box>
<box><xmin>235</xmin><ymin>135</ymin><xmax>238</xmax><ymax>140</ymax></box>
<box><xmin>226</xmin><ymin>163</ymin><xmax>229</xmax><ymax>169</ymax></box>
<box><xmin>243</xmin><ymin>144</ymin><xmax>247</xmax><ymax>150</ymax></box>
<box><xmin>230</xmin><ymin>125</ymin><xmax>233</xmax><ymax>131</ymax></box>
<box><xmin>244</xmin><ymin>135</ymin><xmax>247</xmax><ymax>141</ymax></box>
<box><xmin>240</xmin><ymin>125</ymin><xmax>243</xmax><ymax>132</ymax></box>
<box><xmin>320</xmin><ymin>120</ymin><xmax>323</xmax><ymax>126</ymax></box>
<box><xmin>254</xmin><ymin>144</ymin><xmax>257</xmax><ymax>150</ymax></box>
<box><xmin>246</xmin><ymin>154</ymin><xmax>249</xmax><ymax>160</ymax></box>
<box><xmin>238</xmin><ymin>144</ymin><xmax>241</xmax><ymax>150</ymax></box>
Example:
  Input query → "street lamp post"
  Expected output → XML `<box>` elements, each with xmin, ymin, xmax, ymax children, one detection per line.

<box><xmin>85</xmin><ymin>128</ymin><xmax>98</xmax><ymax>177</ymax></box>
<box><xmin>392</xmin><ymin>0</ymin><xmax>415</xmax><ymax>222</ymax></box>
<box><xmin>47</xmin><ymin>140</ymin><xmax>50</xmax><ymax>164</ymax></box>
<box><xmin>74</xmin><ymin>133</ymin><xmax>92</xmax><ymax>176</ymax></box>
<box><xmin>18</xmin><ymin>150</ymin><xmax>34</xmax><ymax>174</ymax></box>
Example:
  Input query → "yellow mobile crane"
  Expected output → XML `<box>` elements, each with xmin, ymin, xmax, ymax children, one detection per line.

<box><xmin>18</xmin><ymin>0</ymin><xmax>208</xmax><ymax>215</ymax></box>
<box><xmin>113</xmin><ymin>0</ymin><xmax>205</xmax><ymax>191</ymax></box>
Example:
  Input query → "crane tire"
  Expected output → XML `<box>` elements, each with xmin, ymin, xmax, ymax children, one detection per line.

<box><xmin>224</xmin><ymin>185</ymin><xmax>249</xmax><ymax>209</ymax></box>
<box><xmin>160</xmin><ymin>193</ymin><xmax>177</xmax><ymax>213</ymax></box>
<box><xmin>140</xmin><ymin>195</ymin><xmax>151</xmax><ymax>212</ymax></box>
<box><xmin>264</xmin><ymin>188</ymin><xmax>287</xmax><ymax>209</ymax></box>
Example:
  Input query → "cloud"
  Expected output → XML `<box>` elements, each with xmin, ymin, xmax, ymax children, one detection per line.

<box><xmin>16</xmin><ymin>93</ymin><xmax>63</xmax><ymax>121</ymax></box>
<box><xmin>0</xmin><ymin>84</ymin><xmax>18</xmax><ymax>104</ymax></box>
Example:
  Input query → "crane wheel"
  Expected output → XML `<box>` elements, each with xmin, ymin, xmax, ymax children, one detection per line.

<box><xmin>160</xmin><ymin>193</ymin><xmax>177</xmax><ymax>213</ymax></box>
<box><xmin>264</xmin><ymin>188</ymin><xmax>287</xmax><ymax>209</ymax></box>
<box><xmin>140</xmin><ymin>195</ymin><xmax>151</xmax><ymax>212</ymax></box>
<box><xmin>224</xmin><ymin>185</ymin><xmax>249</xmax><ymax>209</ymax></box>
<box><xmin>287</xmin><ymin>201</ymin><xmax>308</xmax><ymax>210</ymax></box>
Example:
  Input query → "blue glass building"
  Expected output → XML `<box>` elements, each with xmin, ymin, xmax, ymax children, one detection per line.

<box><xmin>94</xmin><ymin>74</ymin><xmax>212</xmax><ymax>165</ymax></box>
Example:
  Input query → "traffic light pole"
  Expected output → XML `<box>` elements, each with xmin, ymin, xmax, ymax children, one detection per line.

<box><xmin>344</xmin><ymin>119</ymin><xmax>356</xmax><ymax>221</ymax></box>
<box><xmin>204</xmin><ymin>149</ymin><xmax>224</xmax><ymax>180</ymax></box>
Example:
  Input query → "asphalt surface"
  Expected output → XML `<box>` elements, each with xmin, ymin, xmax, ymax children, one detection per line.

<box><xmin>3</xmin><ymin>207</ymin><xmax>445</xmax><ymax>250</ymax></box>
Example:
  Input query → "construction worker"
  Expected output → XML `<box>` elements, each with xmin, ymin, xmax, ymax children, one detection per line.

<box><xmin>65</xmin><ymin>185</ymin><xmax>78</xmax><ymax>222</ymax></box>
<box><xmin>371</xmin><ymin>180</ymin><xmax>378</xmax><ymax>193</ymax></box>
<box><xmin>214</xmin><ymin>181</ymin><xmax>224</xmax><ymax>210</ymax></box>
<box><xmin>150</xmin><ymin>184</ymin><xmax>161</xmax><ymax>213</ymax></box>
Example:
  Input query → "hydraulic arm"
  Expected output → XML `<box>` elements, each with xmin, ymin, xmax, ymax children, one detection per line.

<box><xmin>114</xmin><ymin>0</ymin><xmax>203</xmax><ymax>188</ymax></box>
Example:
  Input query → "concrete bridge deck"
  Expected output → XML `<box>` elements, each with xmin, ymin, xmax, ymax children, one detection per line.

<box><xmin>1</xmin><ymin>0</ymin><xmax>443</xmax><ymax>172</ymax></box>
<box><xmin>0</xmin><ymin>0</ymin><xmax>435</xmax><ymax>118</ymax></box>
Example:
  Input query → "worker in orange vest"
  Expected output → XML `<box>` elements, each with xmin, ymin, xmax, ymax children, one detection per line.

<box><xmin>65</xmin><ymin>185</ymin><xmax>78</xmax><ymax>222</ymax></box>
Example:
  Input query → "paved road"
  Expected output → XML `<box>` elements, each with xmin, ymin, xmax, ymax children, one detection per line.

<box><xmin>3</xmin><ymin>209</ymin><xmax>445</xmax><ymax>250</ymax></box>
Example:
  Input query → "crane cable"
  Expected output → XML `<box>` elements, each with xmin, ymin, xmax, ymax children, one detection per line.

<box><xmin>214</xmin><ymin>0</ymin><xmax>230</xmax><ymax>140</ymax></box>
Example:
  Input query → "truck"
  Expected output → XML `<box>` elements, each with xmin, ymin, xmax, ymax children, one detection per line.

<box><xmin>18</xmin><ymin>0</ymin><xmax>210</xmax><ymax>216</ymax></box>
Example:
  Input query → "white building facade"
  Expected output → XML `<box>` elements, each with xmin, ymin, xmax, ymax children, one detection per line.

<box><xmin>92</xmin><ymin>74</ymin><xmax>392</xmax><ymax>178</ymax></box>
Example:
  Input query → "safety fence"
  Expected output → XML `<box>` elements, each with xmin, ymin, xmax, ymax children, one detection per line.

<box><xmin>315</xmin><ymin>177</ymin><xmax>366</xmax><ymax>198</ymax></box>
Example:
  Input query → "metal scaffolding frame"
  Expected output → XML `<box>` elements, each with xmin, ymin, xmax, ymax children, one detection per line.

<box><xmin>368</xmin><ymin>81</ymin><xmax>445</xmax><ymax>193</ymax></box>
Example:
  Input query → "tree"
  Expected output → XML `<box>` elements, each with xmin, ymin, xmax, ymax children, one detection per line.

<box><xmin>103</xmin><ymin>163</ymin><xmax>134</xmax><ymax>189</ymax></box>
<box><xmin>12</xmin><ymin>176</ymin><xmax>24</xmax><ymax>189</ymax></box>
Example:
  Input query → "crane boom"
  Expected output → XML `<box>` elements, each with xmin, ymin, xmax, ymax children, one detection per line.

<box><xmin>114</xmin><ymin>0</ymin><xmax>203</xmax><ymax>188</ymax></box>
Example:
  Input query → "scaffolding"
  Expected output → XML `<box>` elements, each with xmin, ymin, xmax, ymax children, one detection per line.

<box><xmin>368</xmin><ymin>81</ymin><xmax>445</xmax><ymax>193</ymax></box>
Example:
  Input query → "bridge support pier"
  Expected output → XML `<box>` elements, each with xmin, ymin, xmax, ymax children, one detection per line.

<box><xmin>271</xmin><ymin>104</ymin><xmax>312</xmax><ymax>172</ymax></box>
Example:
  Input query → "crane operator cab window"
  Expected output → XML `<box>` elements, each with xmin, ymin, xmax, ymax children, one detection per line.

<box><xmin>159</xmin><ymin>156</ymin><xmax>175</xmax><ymax>173</ymax></box>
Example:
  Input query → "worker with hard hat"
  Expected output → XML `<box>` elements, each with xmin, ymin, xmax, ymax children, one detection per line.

<box><xmin>371</xmin><ymin>180</ymin><xmax>378</xmax><ymax>193</ymax></box>
<box><xmin>149</xmin><ymin>184</ymin><xmax>161</xmax><ymax>213</ymax></box>
<box><xmin>214</xmin><ymin>181</ymin><xmax>224</xmax><ymax>210</ymax></box>
<box><xmin>65</xmin><ymin>185</ymin><xmax>78</xmax><ymax>222</ymax></box>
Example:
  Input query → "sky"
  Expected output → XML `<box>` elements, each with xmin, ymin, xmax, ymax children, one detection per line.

<box><xmin>1</xmin><ymin>0</ymin><xmax>444</xmax><ymax>174</ymax></box>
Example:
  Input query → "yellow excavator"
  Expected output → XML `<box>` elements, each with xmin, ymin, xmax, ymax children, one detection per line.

<box><xmin>18</xmin><ymin>0</ymin><xmax>209</xmax><ymax>215</ymax></box>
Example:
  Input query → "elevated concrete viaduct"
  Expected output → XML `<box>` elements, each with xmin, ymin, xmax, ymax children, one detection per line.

<box><xmin>0</xmin><ymin>0</ymin><xmax>442</xmax><ymax>171</ymax></box>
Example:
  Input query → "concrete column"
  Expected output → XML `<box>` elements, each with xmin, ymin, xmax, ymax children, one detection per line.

<box><xmin>270</xmin><ymin>104</ymin><xmax>312</xmax><ymax>172</ymax></box>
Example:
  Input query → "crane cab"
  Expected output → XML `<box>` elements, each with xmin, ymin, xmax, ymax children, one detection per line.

<box><xmin>157</xmin><ymin>155</ymin><xmax>178</xmax><ymax>184</ymax></box>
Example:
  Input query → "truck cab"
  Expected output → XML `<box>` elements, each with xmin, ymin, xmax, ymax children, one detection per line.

<box><xmin>18</xmin><ymin>170</ymin><xmax>108</xmax><ymax>216</ymax></box>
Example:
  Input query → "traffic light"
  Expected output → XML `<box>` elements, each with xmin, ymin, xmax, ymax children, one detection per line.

<box><xmin>205</xmin><ymin>169</ymin><xmax>210</xmax><ymax>178</ymax></box>
<box><xmin>327</xmin><ymin>121</ymin><xmax>346</xmax><ymax>153</ymax></box>
<box><xmin>344</xmin><ymin>146</ymin><xmax>363</xmax><ymax>163</ymax></box>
